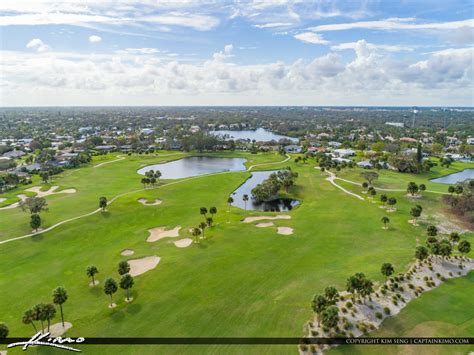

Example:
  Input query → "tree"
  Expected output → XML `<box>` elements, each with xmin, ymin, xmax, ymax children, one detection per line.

<box><xmin>324</xmin><ymin>286</ymin><xmax>339</xmax><ymax>305</ymax></box>
<box><xmin>449</xmin><ymin>232</ymin><xmax>460</xmax><ymax>244</ymax></box>
<box><xmin>99</xmin><ymin>196</ymin><xmax>107</xmax><ymax>211</ymax></box>
<box><xmin>321</xmin><ymin>306</ymin><xmax>339</xmax><ymax>330</ymax></box>
<box><xmin>407</xmin><ymin>182</ymin><xmax>419</xmax><ymax>196</ymax></box>
<box><xmin>20</xmin><ymin>197</ymin><xmax>48</xmax><ymax>215</ymax></box>
<box><xmin>199</xmin><ymin>222</ymin><xmax>207</xmax><ymax>239</ymax></box>
<box><xmin>22</xmin><ymin>309</ymin><xmax>38</xmax><ymax>333</ymax></box>
<box><xmin>311</xmin><ymin>294</ymin><xmax>327</xmax><ymax>326</ymax></box>
<box><xmin>360</xmin><ymin>278</ymin><xmax>374</xmax><ymax>302</ymax></box>
<box><xmin>387</xmin><ymin>197</ymin><xmax>397</xmax><ymax>210</ymax></box>
<box><xmin>381</xmin><ymin>263</ymin><xmax>394</xmax><ymax>279</ymax></box>
<box><xmin>419</xmin><ymin>184</ymin><xmax>426</xmax><ymax>195</ymax></box>
<box><xmin>415</xmin><ymin>246</ymin><xmax>429</xmax><ymax>261</ymax></box>
<box><xmin>458</xmin><ymin>240</ymin><xmax>471</xmax><ymax>256</ymax></box>
<box><xmin>346</xmin><ymin>272</ymin><xmax>366</xmax><ymax>301</ymax></box>
<box><xmin>120</xmin><ymin>274</ymin><xmax>134</xmax><ymax>302</ymax></box>
<box><xmin>40</xmin><ymin>171</ymin><xmax>50</xmax><ymax>184</ymax></box>
<box><xmin>33</xmin><ymin>303</ymin><xmax>47</xmax><ymax>332</ymax></box>
<box><xmin>52</xmin><ymin>287</ymin><xmax>68</xmax><ymax>327</ymax></box>
<box><xmin>210</xmin><ymin>206</ymin><xmax>217</xmax><ymax>218</ymax></box>
<box><xmin>360</xmin><ymin>171</ymin><xmax>379</xmax><ymax>185</ymax></box>
<box><xmin>86</xmin><ymin>265</ymin><xmax>99</xmax><ymax>286</ymax></box>
<box><xmin>0</xmin><ymin>323</ymin><xmax>8</xmax><ymax>339</ymax></box>
<box><xmin>410</xmin><ymin>206</ymin><xmax>422</xmax><ymax>224</ymax></box>
<box><xmin>227</xmin><ymin>196</ymin><xmax>233</xmax><ymax>209</ymax></box>
<box><xmin>447</xmin><ymin>185</ymin><xmax>455</xmax><ymax>196</ymax></box>
<box><xmin>191</xmin><ymin>227</ymin><xmax>201</xmax><ymax>243</ymax></box>
<box><xmin>118</xmin><ymin>261</ymin><xmax>131</xmax><ymax>276</ymax></box>
<box><xmin>380</xmin><ymin>194</ymin><xmax>388</xmax><ymax>206</ymax></box>
<box><xmin>43</xmin><ymin>304</ymin><xmax>56</xmax><ymax>332</ymax></box>
<box><xmin>206</xmin><ymin>216</ymin><xmax>213</xmax><ymax>227</ymax></box>
<box><xmin>381</xmin><ymin>216</ymin><xmax>390</xmax><ymax>229</ymax></box>
<box><xmin>427</xmin><ymin>225</ymin><xmax>438</xmax><ymax>237</ymax></box>
<box><xmin>200</xmin><ymin>207</ymin><xmax>208</xmax><ymax>217</ymax></box>
<box><xmin>454</xmin><ymin>185</ymin><xmax>463</xmax><ymax>197</ymax></box>
<box><xmin>242</xmin><ymin>194</ymin><xmax>249</xmax><ymax>210</ymax></box>
<box><xmin>104</xmin><ymin>278</ymin><xmax>118</xmax><ymax>307</ymax></box>
<box><xmin>30</xmin><ymin>213</ymin><xmax>41</xmax><ymax>232</ymax></box>
<box><xmin>369</xmin><ymin>188</ymin><xmax>377</xmax><ymax>198</ymax></box>
<box><xmin>362</xmin><ymin>182</ymin><xmax>369</xmax><ymax>191</ymax></box>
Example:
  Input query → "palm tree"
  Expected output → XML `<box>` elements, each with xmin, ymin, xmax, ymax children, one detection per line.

<box><xmin>380</xmin><ymin>263</ymin><xmax>394</xmax><ymax>280</ymax></box>
<box><xmin>206</xmin><ymin>216</ymin><xmax>213</xmax><ymax>227</ymax></box>
<box><xmin>407</xmin><ymin>182</ymin><xmax>419</xmax><ymax>196</ymax></box>
<box><xmin>210</xmin><ymin>206</ymin><xmax>217</xmax><ymax>218</ymax></box>
<box><xmin>22</xmin><ymin>309</ymin><xmax>38</xmax><ymax>333</ymax></box>
<box><xmin>118</xmin><ymin>261</ymin><xmax>131</xmax><ymax>276</ymax></box>
<box><xmin>120</xmin><ymin>274</ymin><xmax>134</xmax><ymax>302</ymax></box>
<box><xmin>191</xmin><ymin>227</ymin><xmax>201</xmax><ymax>243</ymax></box>
<box><xmin>448</xmin><ymin>185</ymin><xmax>455</xmax><ymax>196</ymax></box>
<box><xmin>419</xmin><ymin>184</ymin><xmax>426</xmax><ymax>196</ymax></box>
<box><xmin>200</xmin><ymin>207</ymin><xmax>208</xmax><ymax>218</ymax></box>
<box><xmin>43</xmin><ymin>304</ymin><xmax>56</xmax><ymax>332</ymax></box>
<box><xmin>387</xmin><ymin>197</ymin><xmax>397</xmax><ymax>211</ymax></box>
<box><xmin>381</xmin><ymin>216</ymin><xmax>390</xmax><ymax>229</ymax></box>
<box><xmin>380</xmin><ymin>194</ymin><xmax>388</xmax><ymax>207</ymax></box>
<box><xmin>33</xmin><ymin>303</ymin><xmax>47</xmax><ymax>333</ymax></box>
<box><xmin>227</xmin><ymin>197</ymin><xmax>234</xmax><ymax>212</ymax></box>
<box><xmin>410</xmin><ymin>206</ymin><xmax>422</xmax><ymax>224</ymax></box>
<box><xmin>0</xmin><ymin>323</ymin><xmax>8</xmax><ymax>339</ymax></box>
<box><xmin>52</xmin><ymin>287</ymin><xmax>68</xmax><ymax>327</ymax></box>
<box><xmin>99</xmin><ymin>196</ymin><xmax>107</xmax><ymax>211</ymax></box>
<box><xmin>86</xmin><ymin>265</ymin><xmax>99</xmax><ymax>286</ymax></box>
<box><xmin>243</xmin><ymin>194</ymin><xmax>249</xmax><ymax>210</ymax></box>
<box><xmin>449</xmin><ymin>232</ymin><xmax>460</xmax><ymax>244</ymax></box>
<box><xmin>427</xmin><ymin>225</ymin><xmax>438</xmax><ymax>237</ymax></box>
<box><xmin>104</xmin><ymin>278</ymin><xmax>118</xmax><ymax>307</ymax></box>
<box><xmin>199</xmin><ymin>222</ymin><xmax>207</xmax><ymax>239</ymax></box>
<box><xmin>311</xmin><ymin>294</ymin><xmax>327</xmax><ymax>326</ymax></box>
<box><xmin>458</xmin><ymin>240</ymin><xmax>471</xmax><ymax>257</ymax></box>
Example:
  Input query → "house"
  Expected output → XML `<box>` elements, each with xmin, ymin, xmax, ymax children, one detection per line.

<box><xmin>2</xmin><ymin>150</ymin><xmax>25</xmax><ymax>159</ymax></box>
<box><xmin>16</xmin><ymin>163</ymin><xmax>41</xmax><ymax>173</ymax></box>
<box><xmin>94</xmin><ymin>145</ymin><xmax>116</xmax><ymax>151</ymax></box>
<box><xmin>333</xmin><ymin>148</ymin><xmax>355</xmax><ymax>157</ymax></box>
<box><xmin>467</xmin><ymin>137</ymin><xmax>474</xmax><ymax>145</ymax></box>
<box><xmin>328</xmin><ymin>141</ymin><xmax>342</xmax><ymax>148</ymax></box>
<box><xmin>141</xmin><ymin>128</ymin><xmax>154</xmax><ymax>135</ymax></box>
<box><xmin>357</xmin><ymin>160</ymin><xmax>373</xmax><ymax>169</ymax></box>
<box><xmin>284</xmin><ymin>145</ymin><xmax>302</xmax><ymax>153</ymax></box>
<box><xmin>385</xmin><ymin>122</ymin><xmax>404</xmax><ymax>128</ymax></box>
<box><xmin>332</xmin><ymin>157</ymin><xmax>352</xmax><ymax>164</ymax></box>
<box><xmin>399</xmin><ymin>137</ymin><xmax>417</xmax><ymax>143</ymax></box>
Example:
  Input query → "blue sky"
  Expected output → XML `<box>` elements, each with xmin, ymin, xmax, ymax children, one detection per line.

<box><xmin>0</xmin><ymin>0</ymin><xmax>473</xmax><ymax>106</ymax></box>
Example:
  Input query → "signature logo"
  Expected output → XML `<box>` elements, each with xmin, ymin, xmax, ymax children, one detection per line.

<box><xmin>8</xmin><ymin>332</ymin><xmax>85</xmax><ymax>352</ymax></box>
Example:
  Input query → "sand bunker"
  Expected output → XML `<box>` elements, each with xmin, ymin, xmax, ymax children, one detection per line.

<box><xmin>242</xmin><ymin>215</ymin><xmax>291</xmax><ymax>223</ymax></box>
<box><xmin>26</xmin><ymin>186</ymin><xmax>76</xmax><ymax>197</ymax></box>
<box><xmin>129</xmin><ymin>256</ymin><xmax>161</xmax><ymax>276</ymax></box>
<box><xmin>0</xmin><ymin>198</ymin><xmax>6</xmax><ymax>203</ymax></box>
<box><xmin>89</xmin><ymin>280</ymin><xmax>100</xmax><ymax>286</ymax></box>
<box><xmin>256</xmin><ymin>222</ymin><xmax>274</xmax><ymax>228</ymax></box>
<box><xmin>277</xmin><ymin>227</ymin><xmax>294</xmax><ymax>235</ymax></box>
<box><xmin>138</xmin><ymin>198</ymin><xmax>162</xmax><ymax>206</ymax></box>
<box><xmin>121</xmin><ymin>249</ymin><xmax>134</xmax><ymax>256</ymax></box>
<box><xmin>174</xmin><ymin>238</ymin><xmax>193</xmax><ymax>248</ymax></box>
<box><xmin>48</xmin><ymin>322</ymin><xmax>73</xmax><ymax>337</ymax></box>
<box><xmin>147</xmin><ymin>226</ymin><xmax>181</xmax><ymax>242</ymax></box>
<box><xmin>0</xmin><ymin>194</ymin><xmax>28</xmax><ymax>210</ymax></box>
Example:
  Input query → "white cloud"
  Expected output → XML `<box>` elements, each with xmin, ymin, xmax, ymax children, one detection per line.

<box><xmin>332</xmin><ymin>40</ymin><xmax>414</xmax><ymax>52</ymax></box>
<box><xmin>89</xmin><ymin>35</ymin><xmax>102</xmax><ymax>43</ymax></box>
<box><xmin>310</xmin><ymin>18</ymin><xmax>474</xmax><ymax>32</ymax></box>
<box><xmin>254</xmin><ymin>22</ymin><xmax>294</xmax><ymax>29</ymax></box>
<box><xmin>26</xmin><ymin>38</ymin><xmax>50</xmax><ymax>52</ymax></box>
<box><xmin>294</xmin><ymin>32</ymin><xmax>329</xmax><ymax>45</ymax></box>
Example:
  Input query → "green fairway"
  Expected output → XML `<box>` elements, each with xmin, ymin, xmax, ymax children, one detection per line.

<box><xmin>0</xmin><ymin>152</ymin><xmax>472</xmax><ymax>354</ymax></box>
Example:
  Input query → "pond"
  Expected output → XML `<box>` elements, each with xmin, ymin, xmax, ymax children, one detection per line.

<box><xmin>230</xmin><ymin>170</ymin><xmax>300</xmax><ymax>211</ymax></box>
<box><xmin>430</xmin><ymin>168</ymin><xmax>474</xmax><ymax>184</ymax></box>
<box><xmin>137</xmin><ymin>156</ymin><xmax>247</xmax><ymax>179</ymax></box>
<box><xmin>213</xmin><ymin>128</ymin><xmax>298</xmax><ymax>142</ymax></box>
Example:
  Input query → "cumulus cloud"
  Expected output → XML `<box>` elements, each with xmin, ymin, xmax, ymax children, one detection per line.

<box><xmin>294</xmin><ymin>32</ymin><xmax>329</xmax><ymax>45</ymax></box>
<box><xmin>89</xmin><ymin>35</ymin><xmax>102</xmax><ymax>43</ymax></box>
<box><xmin>26</xmin><ymin>38</ymin><xmax>50</xmax><ymax>52</ymax></box>
<box><xmin>332</xmin><ymin>40</ymin><xmax>414</xmax><ymax>52</ymax></box>
<box><xmin>254</xmin><ymin>22</ymin><xmax>294</xmax><ymax>29</ymax></box>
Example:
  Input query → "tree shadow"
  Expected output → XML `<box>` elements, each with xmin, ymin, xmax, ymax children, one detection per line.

<box><xmin>109</xmin><ymin>309</ymin><xmax>125</xmax><ymax>323</ymax></box>
<box><xmin>30</xmin><ymin>234</ymin><xmax>44</xmax><ymax>242</ymax></box>
<box><xmin>126</xmin><ymin>303</ymin><xmax>142</xmax><ymax>315</ymax></box>
<box><xmin>101</xmin><ymin>211</ymin><xmax>111</xmax><ymax>218</ymax></box>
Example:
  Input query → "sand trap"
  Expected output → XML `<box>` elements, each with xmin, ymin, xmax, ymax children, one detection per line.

<box><xmin>406</xmin><ymin>194</ymin><xmax>422</xmax><ymax>198</ymax></box>
<box><xmin>0</xmin><ymin>198</ymin><xmax>6</xmax><ymax>203</ymax></box>
<box><xmin>147</xmin><ymin>226</ymin><xmax>181</xmax><ymax>242</ymax></box>
<box><xmin>121</xmin><ymin>249</ymin><xmax>134</xmax><ymax>256</ymax></box>
<box><xmin>129</xmin><ymin>256</ymin><xmax>161</xmax><ymax>276</ymax></box>
<box><xmin>277</xmin><ymin>227</ymin><xmax>294</xmax><ymax>235</ymax></box>
<box><xmin>26</xmin><ymin>186</ymin><xmax>76</xmax><ymax>197</ymax></box>
<box><xmin>242</xmin><ymin>215</ymin><xmax>291</xmax><ymax>223</ymax></box>
<box><xmin>108</xmin><ymin>303</ymin><xmax>117</xmax><ymax>309</ymax></box>
<box><xmin>89</xmin><ymin>280</ymin><xmax>100</xmax><ymax>286</ymax></box>
<box><xmin>256</xmin><ymin>222</ymin><xmax>275</xmax><ymax>228</ymax></box>
<box><xmin>0</xmin><ymin>194</ymin><xmax>28</xmax><ymax>210</ymax></box>
<box><xmin>47</xmin><ymin>322</ymin><xmax>73</xmax><ymax>337</ymax></box>
<box><xmin>174</xmin><ymin>238</ymin><xmax>193</xmax><ymax>248</ymax></box>
<box><xmin>138</xmin><ymin>198</ymin><xmax>162</xmax><ymax>206</ymax></box>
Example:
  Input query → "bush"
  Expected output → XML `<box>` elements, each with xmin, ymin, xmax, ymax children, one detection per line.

<box><xmin>346</xmin><ymin>301</ymin><xmax>353</xmax><ymax>308</ymax></box>
<box><xmin>408</xmin><ymin>283</ymin><xmax>415</xmax><ymax>289</ymax></box>
<box><xmin>375</xmin><ymin>312</ymin><xmax>383</xmax><ymax>319</ymax></box>
<box><xmin>341</xmin><ymin>307</ymin><xmax>347</xmax><ymax>313</ymax></box>
<box><xmin>384</xmin><ymin>307</ymin><xmax>390</xmax><ymax>315</ymax></box>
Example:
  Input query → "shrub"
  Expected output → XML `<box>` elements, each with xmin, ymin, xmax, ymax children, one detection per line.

<box><xmin>341</xmin><ymin>307</ymin><xmax>347</xmax><ymax>314</ymax></box>
<box><xmin>375</xmin><ymin>312</ymin><xmax>383</xmax><ymax>319</ymax></box>
<box><xmin>384</xmin><ymin>307</ymin><xmax>390</xmax><ymax>315</ymax></box>
<box><xmin>408</xmin><ymin>283</ymin><xmax>415</xmax><ymax>289</ymax></box>
<box><xmin>311</xmin><ymin>330</ymin><xmax>318</xmax><ymax>336</ymax></box>
<box><xmin>346</xmin><ymin>302</ymin><xmax>353</xmax><ymax>308</ymax></box>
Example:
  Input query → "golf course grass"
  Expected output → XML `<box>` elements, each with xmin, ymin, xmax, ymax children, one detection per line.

<box><xmin>0</xmin><ymin>151</ymin><xmax>472</xmax><ymax>354</ymax></box>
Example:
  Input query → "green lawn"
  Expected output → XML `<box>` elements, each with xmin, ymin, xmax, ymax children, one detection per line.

<box><xmin>0</xmin><ymin>152</ymin><xmax>472</xmax><ymax>354</ymax></box>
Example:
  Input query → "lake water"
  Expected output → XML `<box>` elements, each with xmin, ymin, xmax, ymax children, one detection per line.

<box><xmin>231</xmin><ymin>170</ymin><xmax>300</xmax><ymax>211</ymax></box>
<box><xmin>430</xmin><ymin>168</ymin><xmax>474</xmax><ymax>184</ymax></box>
<box><xmin>137</xmin><ymin>156</ymin><xmax>247</xmax><ymax>179</ymax></box>
<box><xmin>213</xmin><ymin>128</ymin><xmax>298</xmax><ymax>142</ymax></box>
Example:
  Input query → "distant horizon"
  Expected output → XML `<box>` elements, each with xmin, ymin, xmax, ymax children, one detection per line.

<box><xmin>1</xmin><ymin>105</ymin><xmax>473</xmax><ymax>109</ymax></box>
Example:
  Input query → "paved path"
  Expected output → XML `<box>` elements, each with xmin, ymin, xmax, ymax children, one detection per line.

<box><xmin>248</xmin><ymin>154</ymin><xmax>290</xmax><ymax>171</ymax></box>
